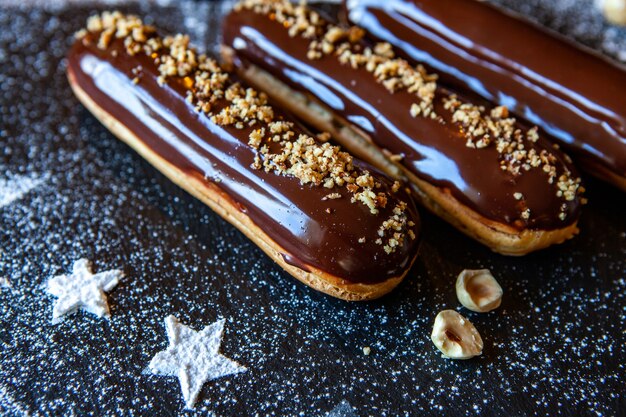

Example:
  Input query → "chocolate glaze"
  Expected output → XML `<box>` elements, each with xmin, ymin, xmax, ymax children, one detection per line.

<box><xmin>345</xmin><ymin>0</ymin><xmax>626</xmax><ymax>184</ymax></box>
<box><xmin>67</xmin><ymin>33</ymin><xmax>420</xmax><ymax>284</ymax></box>
<box><xmin>222</xmin><ymin>8</ymin><xmax>582</xmax><ymax>231</ymax></box>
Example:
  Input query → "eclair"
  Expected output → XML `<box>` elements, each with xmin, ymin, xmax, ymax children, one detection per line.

<box><xmin>345</xmin><ymin>0</ymin><xmax>626</xmax><ymax>191</ymax></box>
<box><xmin>221</xmin><ymin>0</ymin><xmax>584</xmax><ymax>256</ymax></box>
<box><xmin>67</xmin><ymin>12</ymin><xmax>421</xmax><ymax>301</ymax></box>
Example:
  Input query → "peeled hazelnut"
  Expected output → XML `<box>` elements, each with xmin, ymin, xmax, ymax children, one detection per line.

<box><xmin>601</xmin><ymin>0</ymin><xmax>626</xmax><ymax>25</ymax></box>
<box><xmin>456</xmin><ymin>269</ymin><xmax>503</xmax><ymax>313</ymax></box>
<box><xmin>431</xmin><ymin>310</ymin><xmax>483</xmax><ymax>359</ymax></box>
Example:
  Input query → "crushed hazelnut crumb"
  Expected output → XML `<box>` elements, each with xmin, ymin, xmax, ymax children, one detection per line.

<box><xmin>442</xmin><ymin>93</ymin><xmax>583</xmax><ymax>214</ymax></box>
<box><xmin>237</xmin><ymin>0</ymin><xmax>438</xmax><ymax>119</ymax></box>
<box><xmin>322</xmin><ymin>193</ymin><xmax>342</xmax><ymax>201</ymax></box>
<box><xmin>316</xmin><ymin>132</ymin><xmax>331</xmax><ymax>142</ymax></box>
<box><xmin>234</xmin><ymin>0</ymin><xmax>584</xmax><ymax>223</ymax></box>
<box><xmin>81</xmin><ymin>10</ymin><xmax>415</xmax><ymax>255</ymax></box>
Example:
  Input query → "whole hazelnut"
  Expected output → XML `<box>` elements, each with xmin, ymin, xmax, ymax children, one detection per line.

<box><xmin>601</xmin><ymin>0</ymin><xmax>626</xmax><ymax>25</ymax></box>
<box><xmin>456</xmin><ymin>269</ymin><xmax>503</xmax><ymax>313</ymax></box>
<box><xmin>431</xmin><ymin>310</ymin><xmax>483</xmax><ymax>359</ymax></box>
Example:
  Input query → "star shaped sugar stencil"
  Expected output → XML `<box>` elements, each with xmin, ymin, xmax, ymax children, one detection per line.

<box><xmin>0</xmin><ymin>172</ymin><xmax>46</xmax><ymax>209</ymax></box>
<box><xmin>46</xmin><ymin>258</ymin><xmax>123</xmax><ymax>323</ymax></box>
<box><xmin>148</xmin><ymin>315</ymin><xmax>247</xmax><ymax>409</ymax></box>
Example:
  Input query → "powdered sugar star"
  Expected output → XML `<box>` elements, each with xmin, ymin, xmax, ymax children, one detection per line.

<box><xmin>148</xmin><ymin>315</ymin><xmax>247</xmax><ymax>409</ymax></box>
<box><xmin>0</xmin><ymin>173</ymin><xmax>45</xmax><ymax>209</ymax></box>
<box><xmin>46</xmin><ymin>258</ymin><xmax>123</xmax><ymax>323</ymax></box>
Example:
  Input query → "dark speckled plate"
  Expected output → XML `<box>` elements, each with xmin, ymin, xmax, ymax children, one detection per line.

<box><xmin>0</xmin><ymin>1</ymin><xmax>624</xmax><ymax>416</ymax></box>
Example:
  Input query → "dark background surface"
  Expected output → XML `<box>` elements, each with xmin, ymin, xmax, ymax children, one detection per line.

<box><xmin>0</xmin><ymin>1</ymin><xmax>624</xmax><ymax>416</ymax></box>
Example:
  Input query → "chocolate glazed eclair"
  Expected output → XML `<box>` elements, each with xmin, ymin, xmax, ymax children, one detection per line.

<box><xmin>221</xmin><ymin>0</ymin><xmax>585</xmax><ymax>256</ymax></box>
<box><xmin>67</xmin><ymin>12</ymin><xmax>421</xmax><ymax>301</ymax></box>
<box><xmin>345</xmin><ymin>0</ymin><xmax>626</xmax><ymax>191</ymax></box>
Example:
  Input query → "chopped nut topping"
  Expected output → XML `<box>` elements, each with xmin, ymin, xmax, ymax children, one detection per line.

<box><xmin>248</xmin><ymin>128</ymin><xmax>264</xmax><ymax>149</ymax></box>
<box><xmin>79</xmin><ymin>11</ymin><xmax>415</xmax><ymax>255</ymax></box>
<box><xmin>443</xmin><ymin>94</ymin><xmax>583</xmax><ymax>219</ymax></box>
<box><xmin>236</xmin><ymin>0</ymin><xmax>438</xmax><ymax>119</ymax></box>
<box><xmin>316</xmin><ymin>131</ymin><xmax>331</xmax><ymax>142</ymax></box>
<box><xmin>527</xmin><ymin>126</ymin><xmax>540</xmax><ymax>143</ymax></box>
<box><xmin>431</xmin><ymin>310</ymin><xmax>483</xmax><ymax>360</ymax></box>
<box><xmin>322</xmin><ymin>193</ymin><xmax>342</xmax><ymax>201</ymax></box>
<box><xmin>456</xmin><ymin>269</ymin><xmax>503</xmax><ymax>313</ymax></box>
<box><xmin>324</xmin><ymin>27</ymin><xmax>344</xmax><ymax>43</ymax></box>
<box><xmin>375</xmin><ymin>202</ymin><xmax>417</xmax><ymax>253</ymax></box>
<box><xmin>490</xmin><ymin>105</ymin><xmax>508</xmax><ymax>119</ymax></box>
<box><xmin>74</xmin><ymin>28</ymin><xmax>88</xmax><ymax>39</ymax></box>
<box><xmin>235</xmin><ymin>0</ymin><xmax>583</xmax><ymax>224</ymax></box>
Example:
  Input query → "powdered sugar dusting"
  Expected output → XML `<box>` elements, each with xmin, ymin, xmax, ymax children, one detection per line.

<box><xmin>45</xmin><ymin>258</ymin><xmax>123</xmax><ymax>323</ymax></box>
<box><xmin>0</xmin><ymin>1</ymin><xmax>624</xmax><ymax>416</ymax></box>
<box><xmin>0</xmin><ymin>173</ymin><xmax>45</xmax><ymax>208</ymax></box>
<box><xmin>148</xmin><ymin>315</ymin><xmax>247</xmax><ymax>409</ymax></box>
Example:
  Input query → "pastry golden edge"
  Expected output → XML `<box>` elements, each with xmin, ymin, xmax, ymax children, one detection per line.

<box><xmin>67</xmin><ymin>67</ymin><xmax>414</xmax><ymax>301</ymax></box>
<box><xmin>221</xmin><ymin>48</ymin><xmax>580</xmax><ymax>256</ymax></box>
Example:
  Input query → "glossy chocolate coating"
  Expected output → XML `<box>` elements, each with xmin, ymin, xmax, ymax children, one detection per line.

<box><xmin>67</xmin><ymin>33</ymin><xmax>420</xmax><ymax>284</ymax></box>
<box><xmin>222</xmin><ymin>8</ymin><xmax>581</xmax><ymax>230</ymax></box>
<box><xmin>345</xmin><ymin>0</ymin><xmax>626</xmax><ymax>184</ymax></box>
